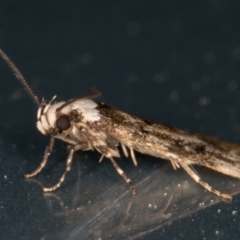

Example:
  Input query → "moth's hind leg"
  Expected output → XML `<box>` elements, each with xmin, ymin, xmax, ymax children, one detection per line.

<box><xmin>25</xmin><ymin>137</ymin><xmax>55</xmax><ymax>178</ymax></box>
<box><xmin>109</xmin><ymin>157</ymin><xmax>136</xmax><ymax>196</ymax></box>
<box><xmin>178</xmin><ymin>161</ymin><xmax>232</xmax><ymax>202</ymax></box>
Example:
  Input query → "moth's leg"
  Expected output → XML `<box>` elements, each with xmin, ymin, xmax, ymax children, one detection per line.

<box><xmin>130</xmin><ymin>147</ymin><xmax>138</xmax><ymax>166</ymax></box>
<box><xmin>120</xmin><ymin>143</ymin><xmax>138</xmax><ymax>166</ymax></box>
<box><xmin>42</xmin><ymin>142</ymin><xmax>90</xmax><ymax>192</ymax></box>
<box><xmin>43</xmin><ymin>148</ymin><xmax>74</xmax><ymax>192</ymax></box>
<box><xmin>25</xmin><ymin>137</ymin><xmax>55</xmax><ymax>178</ymax></box>
<box><xmin>109</xmin><ymin>157</ymin><xmax>136</xmax><ymax>196</ymax></box>
<box><xmin>70</xmin><ymin>142</ymin><xmax>92</xmax><ymax>151</ymax></box>
<box><xmin>170</xmin><ymin>159</ymin><xmax>180</xmax><ymax>170</ymax></box>
<box><xmin>120</xmin><ymin>143</ymin><xmax>129</xmax><ymax>158</ymax></box>
<box><xmin>179</xmin><ymin>161</ymin><xmax>232</xmax><ymax>201</ymax></box>
<box><xmin>99</xmin><ymin>155</ymin><xmax>104</xmax><ymax>163</ymax></box>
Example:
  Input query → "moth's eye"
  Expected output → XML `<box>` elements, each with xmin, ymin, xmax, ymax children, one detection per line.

<box><xmin>56</xmin><ymin>116</ymin><xmax>70</xmax><ymax>131</ymax></box>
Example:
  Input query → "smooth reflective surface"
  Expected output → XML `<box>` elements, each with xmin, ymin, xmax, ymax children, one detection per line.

<box><xmin>1</xmin><ymin>1</ymin><xmax>240</xmax><ymax>239</ymax></box>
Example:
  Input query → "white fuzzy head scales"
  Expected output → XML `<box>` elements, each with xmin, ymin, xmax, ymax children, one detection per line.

<box><xmin>37</xmin><ymin>97</ymin><xmax>100</xmax><ymax>135</ymax></box>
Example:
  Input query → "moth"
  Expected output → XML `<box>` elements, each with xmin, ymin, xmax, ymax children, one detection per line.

<box><xmin>1</xmin><ymin>48</ymin><xmax>239</xmax><ymax>201</ymax></box>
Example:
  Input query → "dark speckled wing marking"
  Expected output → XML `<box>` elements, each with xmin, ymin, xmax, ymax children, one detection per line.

<box><xmin>96</xmin><ymin>103</ymin><xmax>240</xmax><ymax>201</ymax></box>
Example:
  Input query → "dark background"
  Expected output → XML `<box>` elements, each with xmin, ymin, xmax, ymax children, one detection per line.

<box><xmin>1</xmin><ymin>0</ymin><xmax>240</xmax><ymax>239</ymax></box>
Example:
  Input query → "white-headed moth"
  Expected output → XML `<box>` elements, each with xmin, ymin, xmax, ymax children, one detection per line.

<box><xmin>1</xmin><ymin>48</ymin><xmax>239</xmax><ymax>201</ymax></box>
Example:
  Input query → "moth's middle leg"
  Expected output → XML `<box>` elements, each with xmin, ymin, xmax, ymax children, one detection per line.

<box><xmin>109</xmin><ymin>157</ymin><xmax>136</xmax><ymax>196</ymax></box>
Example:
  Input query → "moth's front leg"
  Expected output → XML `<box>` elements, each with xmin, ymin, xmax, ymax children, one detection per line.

<box><xmin>25</xmin><ymin>136</ymin><xmax>55</xmax><ymax>178</ymax></box>
<box><xmin>43</xmin><ymin>142</ymin><xmax>90</xmax><ymax>192</ymax></box>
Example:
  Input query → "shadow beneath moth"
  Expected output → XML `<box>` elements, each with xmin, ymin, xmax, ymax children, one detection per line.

<box><xmin>1</xmin><ymin>48</ymin><xmax>240</xmax><ymax>202</ymax></box>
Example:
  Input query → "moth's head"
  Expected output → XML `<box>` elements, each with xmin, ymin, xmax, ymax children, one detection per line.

<box><xmin>36</xmin><ymin>95</ymin><xmax>100</xmax><ymax>136</ymax></box>
<box><xmin>36</xmin><ymin>96</ymin><xmax>70</xmax><ymax>136</ymax></box>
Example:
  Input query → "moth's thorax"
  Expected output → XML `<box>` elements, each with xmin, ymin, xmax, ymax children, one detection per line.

<box><xmin>36</xmin><ymin>96</ymin><xmax>100</xmax><ymax>135</ymax></box>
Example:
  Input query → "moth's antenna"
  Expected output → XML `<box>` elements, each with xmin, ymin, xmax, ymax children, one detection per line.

<box><xmin>0</xmin><ymin>48</ymin><xmax>40</xmax><ymax>106</ymax></box>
